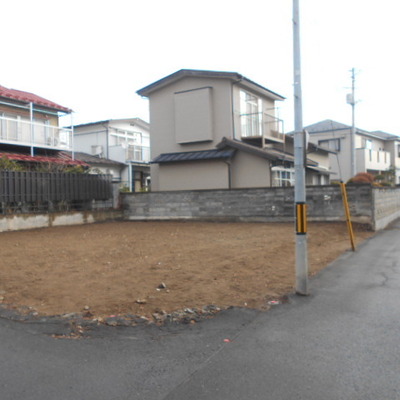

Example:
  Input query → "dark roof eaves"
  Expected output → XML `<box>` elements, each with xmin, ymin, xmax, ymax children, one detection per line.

<box><xmin>151</xmin><ymin>148</ymin><xmax>235</xmax><ymax>164</ymax></box>
<box><xmin>217</xmin><ymin>137</ymin><xmax>292</xmax><ymax>162</ymax></box>
<box><xmin>137</xmin><ymin>69</ymin><xmax>285</xmax><ymax>100</ymax></box>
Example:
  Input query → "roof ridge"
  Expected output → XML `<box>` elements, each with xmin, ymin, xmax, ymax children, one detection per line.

<box><xmin>0</xmin><ymin>84</ymin><xmax>72</xmax><ymax>113</ymax></box>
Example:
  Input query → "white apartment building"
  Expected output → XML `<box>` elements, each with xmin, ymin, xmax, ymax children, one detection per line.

<box><xmin>73</xmin><ymin>118</ymin><xmax>150</xmax><ymax>191</ymax></box>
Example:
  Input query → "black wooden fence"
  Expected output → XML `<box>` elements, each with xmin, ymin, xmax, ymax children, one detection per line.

<box><xmin>0</xmin><ymin>171</ymin><xmax>113</xmax><ymax>213</ymax></box>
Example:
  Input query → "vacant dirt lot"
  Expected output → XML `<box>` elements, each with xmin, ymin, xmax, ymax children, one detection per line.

<box><xmin>0</xmin><ymin>221</ymin><xmax>373</xmax><ymax>319</ymax></box>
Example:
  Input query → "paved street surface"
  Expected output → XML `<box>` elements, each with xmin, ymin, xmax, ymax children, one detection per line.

<box><xmin>1</xmin><ymin>220</ymin><xmax>399</xmax><ymax>400</ymax></box>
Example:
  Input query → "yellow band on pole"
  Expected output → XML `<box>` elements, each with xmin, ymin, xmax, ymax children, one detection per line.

<box><xmin>296</xmin><ymin>203</ymin><xmax>307</xmax><ymax>234</ymax></box>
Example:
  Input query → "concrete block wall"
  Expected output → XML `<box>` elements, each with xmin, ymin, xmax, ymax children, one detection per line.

<box><xmin>122</xmin><ymin>184</ymin><xmax>379</xmax><ymax>227</ymax></box>
<box><xmin>0</xmin><ymin>210</ymin><xmax>123</xmax><ymax>233</ymax></box>
<box><xmin>373</xmin><ymin>188</ymin><xmax>400</xmax><ymax>230</ymax></box>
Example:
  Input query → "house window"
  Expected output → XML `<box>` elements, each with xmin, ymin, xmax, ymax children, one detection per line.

<box><xmin>240</xmin><ymin>90</ymin><xmax>262</xmax><ymax>137</ymax></box>
<box><xmin>397</xmin><ymin>144</ymin><xmax>400</xmax><ymax>158</ymax></box>
<box><xmin>1</xmin><ymin>113</ymin><xmax>19</xmax><ymax>140</ymax></box>
<box><xmin>271</xmin><ymin>167</ymin><xmax>295</xmax><ymax>187</ymax></box>
<box><xmin>113</xmin><ymin>130</ymin><xmax>142</xmax><ymax>146</ymax></box>
<box><xmin>318</xmin><ymin>139</ymin><xmax>340</xmax><ymax>152</ymax></box>
<box><xmin>365</xmin><ymin>139</ymin><xmax>372</xmax><ymax>150</ymax></box>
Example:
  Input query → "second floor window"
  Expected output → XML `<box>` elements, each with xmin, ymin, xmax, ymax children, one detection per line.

<box><xmin>364</xmin><ymin>139</ymin><xmax>372</xmax><ymax>150</ymax></box>
<box><xmin>240</xmin><ymin>90</ymin><xmax>262</xmax><ymax>137</ymax></box>
<box><xmin>318</xmin><ymin>138</ymin><xmax>340</xmax><ymax>152</ymax></box>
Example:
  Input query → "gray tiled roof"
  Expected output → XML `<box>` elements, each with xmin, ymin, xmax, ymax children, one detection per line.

<box><xmin>370</xmin><ymin>130</ymin><xmax>400</xmax><ymax>140</ymax></box>
<box><xmin>299</xmin><ymin>120</ymin><xmax>399</xmax><ymax>140</ymax></box>
<box><xmin>62</xmin><ymin>152</ymin><xmax>125</xmax><ymax>166</ymax></box>
<box><xmin>152</xmin><ymin>149</ymin><xmax>235</xmax><ymax>164</ymax></box>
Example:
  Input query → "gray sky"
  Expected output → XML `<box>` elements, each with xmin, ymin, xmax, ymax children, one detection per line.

<box><xmin>2</xmin><ymin>0</ymin><xmax>398</xmax><ymax>134</ymax></box>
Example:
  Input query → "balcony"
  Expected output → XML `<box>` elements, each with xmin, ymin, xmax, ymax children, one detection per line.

<box><xmin>0</xmin><ymin>116</ymin><xmax>72</xmax><ymax>151</ymax></box>
<box><xmin>240</xmin><ymin>112</ymin><xmax>284</xmax><ymax>144</ymax></box>
<box><xmin>356</xmin><ymin>148</ymin><xmax>391</xmax><ymax>172</ymax></box>
<box><xmin>125</xmin><ymin>144</ymin><xmax>150</xmax><ymax>163</ymax></box>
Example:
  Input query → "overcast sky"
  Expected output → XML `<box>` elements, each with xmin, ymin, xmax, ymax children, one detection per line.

<box><xmin>2</xmin><ymin>0</ymin><xmax>398</xmax><ymax>134</ymax></box>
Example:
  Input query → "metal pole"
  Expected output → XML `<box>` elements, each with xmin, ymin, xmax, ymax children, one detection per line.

<box><xmin>29</xmin><ymin>102</ymin><xmax>34</xmax><ymax>157</ymax></box>
<box><xmin>70</xmin><ymin>112</ymin><xmax>75</xmax><ymax>160</ymax></box>
<box><xmin>350</xmin><ymin>68</ymin><xmax>356</xmax><ymax>177</ymax></box>
<box><xmin>129</xmin><ymin>163</ymin><xmax>133</xmax><ymax>192</ymax></box>
<box><xmin>293</xmin><ymin>0</ymin><xmax>309</xmax><ymax>295</ymax></box>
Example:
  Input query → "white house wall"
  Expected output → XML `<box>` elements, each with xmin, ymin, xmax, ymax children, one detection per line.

<box><xmin>356</xmin><ymin>134</ymin><xmax>385</xmax><ymax>150</ymax></box>
<box><xmin>108</xmin><ymin>146</ymin><xmax>126</xmax><ymax>164</ymax></box>
<box><xmin>74</xmin><ymin>124</ymin><xmax>108</xmax><ymax>156</ymax></box>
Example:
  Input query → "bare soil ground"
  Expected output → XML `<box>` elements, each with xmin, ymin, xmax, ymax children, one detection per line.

<box><xmin>0</xmin><ymin>221</ymin><xmax>373</xmax><ymax>319</ymax></box>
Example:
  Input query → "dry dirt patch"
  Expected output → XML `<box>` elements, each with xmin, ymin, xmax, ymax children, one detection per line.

<box><xmin>0</xmin><ymin>221</ymin><xmax>373</xmax><ymax>318</ymax></box>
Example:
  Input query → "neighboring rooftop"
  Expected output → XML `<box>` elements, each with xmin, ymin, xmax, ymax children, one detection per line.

<box><xmin>72</xmin><ymin>118</ymin><xmax>149</xmax><ymax>130</ymax></box>
<box><xmin>370</xmin><ymin>130</ymin><xmax>400</xmax><ymax>140</ymax></box>
<box><xmin>137</xmin><ymin>69</ymin><xmax>285</xmax><ymax>100</ymax></box>
<box><xmin>62</xmin><ymin>151</ymin><xmax>125</xmax><ymax>167</ymax></box>
<box><xmin>0</xmin><ymin>85</ymin><xmax>72</xmax><ymax>113</ymax></box>
<box><xmin>301</xmin><ymin>119</ymin><xmax>399</xmax><ymax>140</ymax></box>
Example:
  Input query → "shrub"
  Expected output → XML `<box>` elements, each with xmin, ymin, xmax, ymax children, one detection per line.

<box><xmin>348</xmin><ymin>172</ymin><xmax>375</xmax><ymax>184</ymax></box>
<box><xmin>0</xmin><ymin>155</ymin><xmax>24</xmax><ymax>171</ymax></box>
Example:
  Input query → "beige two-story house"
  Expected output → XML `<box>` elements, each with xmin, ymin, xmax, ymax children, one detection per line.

<box><xmin>137</xmin><ymin>69</ymin><xmax>330</xmax><ymax>191</ymax></box>
<box><xmin>304</xmin><ymin>120</ymin><xmax>400</xmax><ymax>184</ymax></box>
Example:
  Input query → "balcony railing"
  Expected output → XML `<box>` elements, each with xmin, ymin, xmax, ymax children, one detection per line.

<box><xmin>240</xmin><ymin>112</ymin><xmax>285</xmax><ymax>142</ymax></box>
<box><xmin>125</xmin><ymin>144</ymin><xmax>150</xmax><ymax>163</ymax></box>
<box><xmin>0</xmin><ymin>116</ymin><xmax>73</xmax><ymax>150</ymax></box>
<box><xmin>356</xmin><ymin>148</ymin><xmax>391</xmax><ymax>171</ymax></box>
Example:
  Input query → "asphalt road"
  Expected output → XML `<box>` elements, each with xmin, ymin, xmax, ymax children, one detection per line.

<box><xmin>1</xmin><ymin>220</ymin><xmax>399</xmax><ymax>399</ymax></box>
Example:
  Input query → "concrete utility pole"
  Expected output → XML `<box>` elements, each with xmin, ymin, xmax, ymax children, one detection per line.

<box><xmin>347</xmin><ymin>68</ymin><xmax>357</xmax><ymax>177</ymax></box>
<box><xmin>293</xmin><ymin>0</ymin><xmax>309</xmax><ymax>295</ymax></box>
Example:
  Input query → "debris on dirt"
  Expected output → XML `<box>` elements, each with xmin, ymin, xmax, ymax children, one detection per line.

<box><xmin>83</xmin><ymin>310</ymin><xmax>94</xmax><ymax>318</ymax></box>
<box><xmin>105</xmin><ymin>317</ymin><xmax>118</xmax><ymax>327</ymax></box>
<box><xmin>268</xmin><ymin>300</ymin><xmax>280</xmax><ymax>306</ymax></box>
<box><xmin>136</xmin><ymin>299</ymin><xmax>147</xmax><ymax>305</ymax></box>
<box><xmin>157</xmin><ymin>282</ymin><xmax>167</xmax><ymax>289</ymax></box>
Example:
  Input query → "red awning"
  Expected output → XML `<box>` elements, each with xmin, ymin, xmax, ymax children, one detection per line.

<box><xmin>0</xmin><ymin>152</ymin><xmax>89</xmax><ymax>167</ymax></box>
